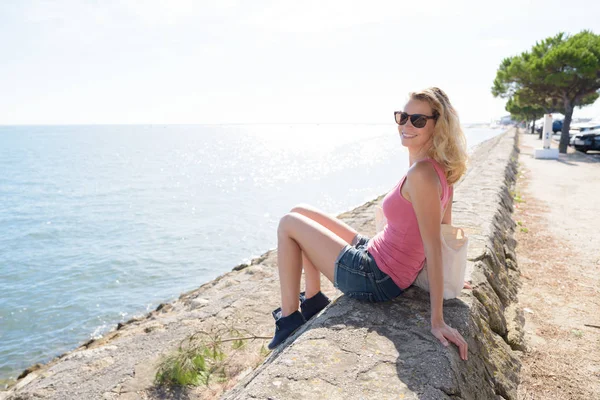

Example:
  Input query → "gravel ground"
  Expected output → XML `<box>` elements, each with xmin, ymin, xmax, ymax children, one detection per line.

<box><xmin>515</xmin><ymin>132</ymin><xmax>600</xmax><ymax>399</ymax></box>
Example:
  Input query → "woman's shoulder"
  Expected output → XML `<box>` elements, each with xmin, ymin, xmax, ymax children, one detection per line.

<box><xmin>406</xmin><ymin>159</ymin><xmax>441</xmax><ymax>187</ymax></box>
<box><xmin>407</xmin><ymin>158</ymin><xmax>440</xmax><ymax>177</ymax></box>
<box><xmin>405</xmin><ymin>159</ymin><xmax>451</xmax><ymax>201</ymax></box>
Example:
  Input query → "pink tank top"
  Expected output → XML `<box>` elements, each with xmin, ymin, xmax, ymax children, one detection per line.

<box><xmin>366</xmin><ymin>158</ymin><xmax>452</xmax><ymax>290</ymax></box>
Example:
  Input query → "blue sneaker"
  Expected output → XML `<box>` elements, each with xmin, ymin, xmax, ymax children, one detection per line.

<box><xmin>267</xmin><ymin>308</ymin><xmax>307</xmax><ymax>350</ymax></box>
<box><xmin>299</xmin><ymin>291</ymin><xmax>331</xmax><ymax>321</ymax></box>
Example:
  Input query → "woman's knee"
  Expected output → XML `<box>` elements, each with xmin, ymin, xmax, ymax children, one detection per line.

<box><xmin>277</xmin><ymin>212</ymin><xmax>301</xmax><ymax>236</ymax></box>
<box><xmin>290</xmin><ymin>203</ymin><xmax>313</xmax><ymax>215</ymax></box>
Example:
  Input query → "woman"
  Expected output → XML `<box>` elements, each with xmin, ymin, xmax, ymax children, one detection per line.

<box><xmin>269</xmin><ymin>87</ymin><xmax>469</xmax><ymax>362</ymax></box>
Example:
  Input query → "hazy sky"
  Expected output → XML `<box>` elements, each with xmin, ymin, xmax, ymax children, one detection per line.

<box><xmin>1</xmin><ymin>0</ymin><xmax>599</xmax><ymax>124</ymax></box>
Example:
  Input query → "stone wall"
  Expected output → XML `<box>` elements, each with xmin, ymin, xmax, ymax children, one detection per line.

<box><xmin>221</xmin><ymin>128</ymin><xmax>524</xmax><ymax>400</ymax></box>
<box><xmin>1</xmin><ymin>129</ymin><xmax>523</xmax><ymax>400</ymax></box>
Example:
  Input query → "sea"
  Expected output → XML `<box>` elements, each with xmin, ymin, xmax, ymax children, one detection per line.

<box><xmin>0</xmin><ymin>123</ymin><xmax>505</xmax><ymax>385</ymax></box>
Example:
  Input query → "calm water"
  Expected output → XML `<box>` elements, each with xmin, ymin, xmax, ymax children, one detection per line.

<box><xmin>0</xmin><ymin>124</ymin><xmax>505</xmax><ymax>384</ymax></box>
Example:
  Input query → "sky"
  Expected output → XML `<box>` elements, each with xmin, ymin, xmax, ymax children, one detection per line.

<box><xmin>1</xmin><ymin>0</ymin><xmax>599</xmax><ymax>125</ymax></box>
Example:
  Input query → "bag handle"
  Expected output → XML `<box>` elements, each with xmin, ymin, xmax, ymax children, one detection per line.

<box><xmin>441</xmin><ymin>186</ymin><xmax>452</xmax><ymax>224</ymax></box>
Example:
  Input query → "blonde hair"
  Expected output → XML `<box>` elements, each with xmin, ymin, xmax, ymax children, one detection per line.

<box><xmin>409</xmin><ymin>87</ymin><xmax>468</xmax><ymax>185</ymax></box>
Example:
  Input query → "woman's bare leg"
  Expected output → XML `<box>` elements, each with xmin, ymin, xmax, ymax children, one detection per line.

<box><xmin>277</xmin><ymin>212</ymin><xmax>348</xmax><ymax>317</ymax></box>
<box><xmin>290</xmin><ymin>204</ymin><xmax>360</xmax><ymax>298</ymax></box>
<box><xmin>301</xmin><ymin>252</ymin><xmax>321</xmax><ymax>299</ymax></box>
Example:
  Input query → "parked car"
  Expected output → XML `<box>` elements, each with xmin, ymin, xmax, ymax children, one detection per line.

<box><xmin>533</xmin><ymin>114</ymin><xmax>565</xmax><ymax>134</ymax></box>
<box><xmin>552</xmin><ymin>119</ymin><xmax>563</xmax><ymax>133</ymax></box>
<box><xmin>570</xmin><ymin>128</ymin><xmax>600</xmax><ymax>153</ymax></box>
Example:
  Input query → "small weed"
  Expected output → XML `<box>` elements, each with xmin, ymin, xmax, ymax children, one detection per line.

<box><xmin>514</xmin><ymin>195</ymin><xmax>526</xmax><ymax>203</ymax></box>
<box><xmin>520</xmin><ymin>227</ymin><xmax>529</xmax><ymax>233</ymax></box>
<box><xmin>259</xmin><ymin>343</ymin><xmax>270</xmax><ymax>358</ymax></box>
<box><xmin>154</xmin><ymin>323</ymin><xmax>270</xmax><ymax>388</ymax></box>
<box><xmin>517</xmin><ymin>221</ymin><xmax>523</xmax><ymax>226</ymax></box>
<box><xmin>510</xmin><ymin>187</ymin><xmax>526</xmax><ymax>203</ymax></box>
<box><xmin>571</xmin><ymin>329</ymin><xmax>584</xmax><ymax>338</ymax></box>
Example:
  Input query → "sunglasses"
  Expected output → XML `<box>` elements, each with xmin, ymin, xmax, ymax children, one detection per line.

<box><xmin>394</xmin><ymin>111</ymin><xmax>437</xmax><ymax>128</ymax></box>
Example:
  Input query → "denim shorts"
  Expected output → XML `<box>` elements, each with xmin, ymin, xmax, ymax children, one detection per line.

<box><xmin>333</xmin><ymin>234</ymin><xmax>404</xmax><ymax>303</ymax></box>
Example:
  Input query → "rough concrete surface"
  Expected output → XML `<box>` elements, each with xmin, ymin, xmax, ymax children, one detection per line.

<box><xmin>1</xmin><ymin>129</ymin><xmax>523</xmax><ymax>400</ymax></box>
<box><xmin>223</xmin><ymin>128</ymin><xmax>524</xmax><ymax>400</ymax></box>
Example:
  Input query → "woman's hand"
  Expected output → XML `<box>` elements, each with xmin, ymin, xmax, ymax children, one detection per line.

<box><xmin>431</xmin><ymin>321</ymin><xmax>468</xmax><ymax>361</ymax></box>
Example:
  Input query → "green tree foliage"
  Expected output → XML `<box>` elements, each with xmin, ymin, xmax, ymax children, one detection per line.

<box><xmin>492</xmin><ymin>30</ymin><xmax>600</xmax><ymax>152</ymax></box>
<box><xmin>505</xmin><ymin>96</ymin><xmax>543</xmax><ymax>134</ymax></box>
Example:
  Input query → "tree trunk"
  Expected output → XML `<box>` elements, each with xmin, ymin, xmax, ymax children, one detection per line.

<box><xmin>560</xmin><ymin>101</ymin><xmax>574</xmax><ymax>153</ymax></box>
<box><xmin>531</xmin><ymin>119</ymin><xmax>535</xmax><ymax>134</ymax></box>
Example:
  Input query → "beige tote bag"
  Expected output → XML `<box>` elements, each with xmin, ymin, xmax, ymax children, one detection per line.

<box><xmin>374</xmin><ymin>204</ymin><xmax>468</xmax><ymax>299</ymax></box>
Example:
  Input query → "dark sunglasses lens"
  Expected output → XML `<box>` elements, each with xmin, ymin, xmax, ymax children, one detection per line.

<box><xmin>411</xmin><ymin>115</ymin><xmax>428</xmax><ymax>128</ymax></box>
<box><xmin>396</xmin><ymin>112</ymin><xmax>408</xmax><ymax>125</ymax></box>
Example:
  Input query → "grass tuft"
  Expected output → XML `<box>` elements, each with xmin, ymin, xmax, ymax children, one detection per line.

<box><xmin>154</xmin><ymin>323</ymin><xmax>271</xmax><ymax>388</ymax></box>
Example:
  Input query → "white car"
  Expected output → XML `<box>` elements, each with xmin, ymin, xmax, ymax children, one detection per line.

<box><xmin>570</xmin><ymin>127</ymin><xmax>600</xmax><ymax>152</ymax></box>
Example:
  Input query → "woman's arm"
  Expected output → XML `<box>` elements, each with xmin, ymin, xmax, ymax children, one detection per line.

<box><xmin>406</xmin><ymin>163</ymin><xmax>445</xmax><ymax>323</ymax></box>
<box><xmin>406</xmin><ymin>164</ymin><xmax>468</xmax><ymax>361</ymax></box>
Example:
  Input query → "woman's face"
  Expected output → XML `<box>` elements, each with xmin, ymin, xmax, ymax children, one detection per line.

<box><xmin>398</xmin><ymin>99</ymin><xmax>436</xmax><ymax>150</ymax></box>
